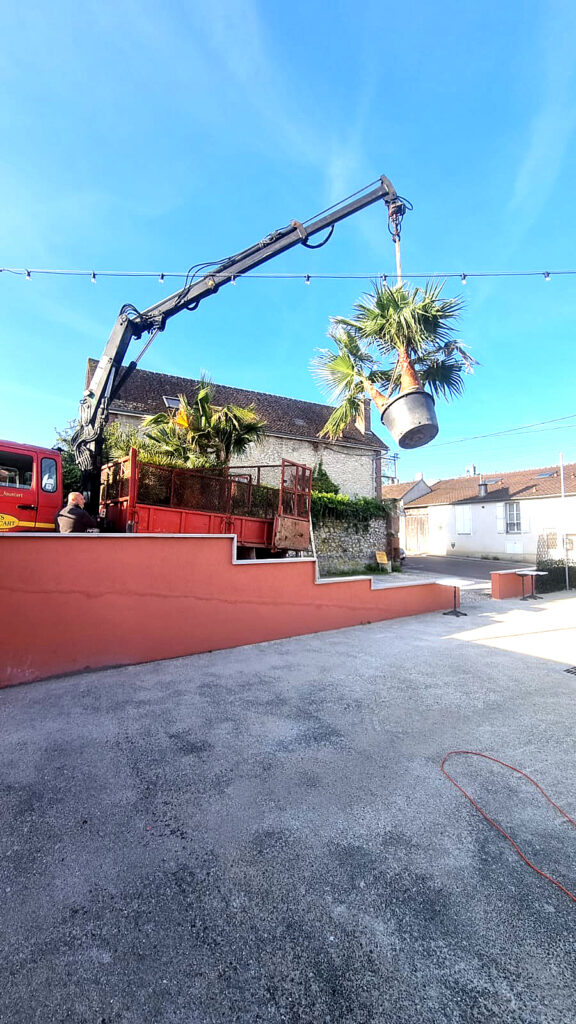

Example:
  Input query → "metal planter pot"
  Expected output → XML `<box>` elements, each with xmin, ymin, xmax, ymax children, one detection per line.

<box><xmin>381</xmin><ymin>389</ymin><xmax>439</xmax><ymax>449</ymax></box>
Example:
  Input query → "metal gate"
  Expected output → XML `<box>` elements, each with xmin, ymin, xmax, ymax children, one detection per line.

<box><xmin>273</xmin><ymin>459</ymin><xmax>312</xmax><ymax>551</ymax></box>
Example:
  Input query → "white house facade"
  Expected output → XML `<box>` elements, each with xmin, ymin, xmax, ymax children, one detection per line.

<box><xmin>403</xmin><ymin>464</ymin><xmax>576</xmax><ymax>562</ymax></box>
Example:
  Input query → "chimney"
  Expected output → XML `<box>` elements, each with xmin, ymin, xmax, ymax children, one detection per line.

<box><xmin>355</xmin><ymin>398</ymin><xmax>371</xmax><ymax>435</ymax></box>
<box><xmin>478</xmin><ymin>481</ymin><xmax>488</xmax><ymax>497</ymax></box>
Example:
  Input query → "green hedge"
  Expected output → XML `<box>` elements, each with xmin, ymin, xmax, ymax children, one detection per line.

<box><xmin>311</xmin><ymin>491</ymin><xmax>394</xmax><ymax>525</ymax></box>
<box><xmin>535</xmin><ymin>559</ymin><xmax>576</xmax><ymax>593</ymax></box>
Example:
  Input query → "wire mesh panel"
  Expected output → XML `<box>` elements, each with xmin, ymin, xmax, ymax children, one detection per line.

<box><xmin>101</xmin><ymin>457</ymin><xmax>131</xmax><ymax>503</ymax></box>
<box><xmin>249</xmin><ymin>485</ymin><xmax>280</xmax><ymax>520</ymax></box>
<box><xmin>229</xmin><ymin>478</ymin><xmax>252</xmax><ymax>516</ymax></box>
<box><xmin>281</xmin><ymin>462</ymin><xmax>296</xmax><ymax>515</ymax></box>
<box><xmin>122</xmin><ymin>458</ymin><xmax>311</xmax><ymax>528</ymax></box>
<box><xmin>279</xmin><ymin>460</ymin><xmax>312</xmax><ymax>519</ymax></box>
<box><xmin>137</xmin><ymin>464</ymin><xmax>172</xmax><ymax>506</ymax></box>
<box><xmin>172</xmin><ymin>470</ymin><xmax>229</xmax><ymax>512</ymax></box>
<box><xmin>297</xmin><ymin>466</ymin><xmax>312</xmax><ymax>517</ymax></box>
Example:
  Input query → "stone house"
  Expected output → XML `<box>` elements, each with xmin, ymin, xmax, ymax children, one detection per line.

<box><xmin>401</xmin><ymin>464</ymin><xmax>576</xmax><ymax>562</ymax></box>
<box><xmin>89</xmin><ymin>361</ymin><xmax>388</xmax><ymax>499</ymax></box>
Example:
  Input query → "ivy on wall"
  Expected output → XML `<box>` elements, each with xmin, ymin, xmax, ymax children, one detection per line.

<box><xmin>311</xmin><ymin>491</ymin><xmax>395</xmax><ymax>526</ymax></box>
<box><xmin>311</xmin><ymin>460</ymin><xmax>340</xmax><ymax>494</ymax></box>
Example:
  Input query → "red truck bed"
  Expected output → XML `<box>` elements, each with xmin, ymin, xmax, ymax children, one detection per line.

<box><xmin>100</xmin><ymin>450</ymin><xmax>311</xmax><ymax>555</ymax></box>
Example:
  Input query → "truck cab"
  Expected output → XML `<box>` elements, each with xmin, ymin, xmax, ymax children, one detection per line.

<box><xmin>0</xmin><ymin>440</ymin><xmax>63</xmax><ymax>532</ymax></box>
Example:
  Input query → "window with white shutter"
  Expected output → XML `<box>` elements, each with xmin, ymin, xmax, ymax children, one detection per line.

<box><xmin>456</xmin><ymin>504</ymin><xmax>472</xmax><ymax>534</ymax></box>
<box><xmin>505</xmin><ymin>501</ymin><xmax>521</xmax><ymax>533</ymax></box>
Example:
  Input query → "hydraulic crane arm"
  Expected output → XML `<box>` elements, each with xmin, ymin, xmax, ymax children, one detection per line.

<box><xmin>73</xmin><ymin>174</ymin><xmax>407</xmax><ymax>502</ymax></box>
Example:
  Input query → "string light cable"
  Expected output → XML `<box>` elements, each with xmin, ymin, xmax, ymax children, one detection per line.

<box><xmin>1</xmin><ymin>267</ymin><xmax>574</xmax><ymax>282</ymax></box>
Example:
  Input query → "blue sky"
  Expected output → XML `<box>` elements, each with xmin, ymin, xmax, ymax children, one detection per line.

<box><xmin>1</xmin><ymin>0</ymin><xmax>575</xmax><ymax>482</ymax></box>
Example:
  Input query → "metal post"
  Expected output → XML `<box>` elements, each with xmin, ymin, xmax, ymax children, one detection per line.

<box><xmin>560</xmin><ymin>453</ymin><xmax>570</xmax><ymax>591</ymax></box>
<box><xmin>308</xmin><ymin>515</ymin><xmax>319</xmax><ymax>581</ymax></box>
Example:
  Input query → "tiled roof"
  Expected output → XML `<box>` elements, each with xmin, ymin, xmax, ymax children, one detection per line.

<box><xmin>406</xmin><ymin>463</ymin><xmax>576</xmax><ymax>507</ymax></box>
<box><xmin>381</xmin><ymin>481</ymin><xmax>422</xmax><ymax>499</ymax></box>
<box><xmin>88</xmin><ymin>360</ymin><xmax>387</xmax><ymax>449</ymax></box>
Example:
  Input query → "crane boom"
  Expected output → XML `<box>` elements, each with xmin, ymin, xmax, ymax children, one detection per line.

<box><xmin>73</xmin><ymin>174</ymin><xmax>407</xmax><ymax>507</ymax></box>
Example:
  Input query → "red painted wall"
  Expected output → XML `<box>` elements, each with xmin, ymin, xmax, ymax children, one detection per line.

<box><xmin>491</xmin><ymin>570</ymin><xmax>527</xmax><ymax>599</ymax></box>
<box><xmin>0</xmin><ymin>535</ymin><xmax>455</xmax><ymax>688</ymax></box>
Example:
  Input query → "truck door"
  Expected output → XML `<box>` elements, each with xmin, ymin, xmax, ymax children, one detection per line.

<box><xmin>36</xmin><ymin>454</ymin><xmax>61</xmax><ymax>531</ymax></box>
<box><xmin>0</xmin><ymin>445</ymin><xmax>38</xmax><ymax>531</ymax></box>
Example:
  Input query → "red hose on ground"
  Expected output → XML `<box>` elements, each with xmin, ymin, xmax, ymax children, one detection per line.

<box><xmin>441</xmin><ymin>750</ymin><xmax>576</xmax><ymax>904</ymax></box>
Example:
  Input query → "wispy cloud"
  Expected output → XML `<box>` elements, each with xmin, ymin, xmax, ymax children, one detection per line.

<box><xmin>193</xmin><ymin>1</ymin><xmax>326</xmax><ymax>170</ymax></box>
<box><xmin>177</xmin><ymin>1</ymin><xmax>378</xmax><ymax>203</ymax></box>
<box><xmin>507</xmin><ymin>1</ymin><xmax>576</xmax><ymax>230</ymax></box>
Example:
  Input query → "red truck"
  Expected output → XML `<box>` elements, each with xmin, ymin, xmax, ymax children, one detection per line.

<box><xmin>1</xmin><ymin>440</ymin><xmax>312</xmax><ymax>555</ymax></box>
<box><xmin>0</xmin><ymin>440</ymin><xmax>63</xmax><ymax>532</ymax></box>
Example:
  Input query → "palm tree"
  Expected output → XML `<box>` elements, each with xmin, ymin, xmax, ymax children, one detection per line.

<box><xmin>140</xmin><ymin>382</ymin><xmax>266</xmax><ymax>468</ymax></box>
<box><xmin>103</xmin><ymin>421</ymin><xmax>212</xmax><ymax>469</ymax></box>
<box><xmin>312</xmin><ymin>280</ymin><xmax>476</xmax><ymax>447</ymax></box>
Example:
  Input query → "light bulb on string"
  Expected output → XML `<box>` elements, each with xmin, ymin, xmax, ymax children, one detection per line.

<box><xmin>91</xmin><ymin>271</ymin><xmax>96</xmax><ymax>283</ymax></box>
<box><xmin>305</xmin><ymin>274</ymin><xmax>310</xmax><ymax>285</ymax></box>
<box><xmin>158</xmin><ymin>273</ymin><xmax>164</xmax><ymax>284</ymax></box>
<box><xmin>461</xmin><ymin>274</ymin><xmax>467</xmax><ymax>284</ymax></box>
<box><xmin>25</xmin><ymin>269</ymin><xmax>31</xmax><ymax>280</ymax></box>
<box><xmin>543</xmin><ymin>271</ymin><xmax>550</xmax><ymax>281</ymax></box>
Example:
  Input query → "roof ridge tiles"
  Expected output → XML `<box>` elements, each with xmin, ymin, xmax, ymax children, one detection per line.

<box><xmin>86</xmin><ymin>359</ymin><xmax>387</xmax><ymax>449</ymax></box>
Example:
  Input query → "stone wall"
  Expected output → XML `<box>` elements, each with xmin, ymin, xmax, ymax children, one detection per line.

<box><xmin>230</xmin><ymin>435</ymin><xmax>379</xmax><ymax>498</ymax></box>
<box><xmin>313</xmin><ymin>517</ymin><xmax>389</xmax><ymax>575</ymax></box>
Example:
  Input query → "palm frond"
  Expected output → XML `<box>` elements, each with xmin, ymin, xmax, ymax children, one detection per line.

<box><xmin>412</xmin><ymin>282</ymin><xmax>464</xmax><ymax>346</ymax></box>
<box><xmin>424</xmin><ymin>339</ymin><xmax>479</xmax><ymax>372</ymax></box>
<box><xmin>318</xmin><ymin>394</ymin><xmax>364</xmax><ymax>439</ymax></box>
<box><xmin>311</xmin><ymin>349</ymin><xmax>367</xmax><ymax>403</ymax></box>
<box><xmin>311</xmin><ymin>322</ymin><xmax>374</xmax><ymax>406</ymax></box>
<box><xmin>417</xmin><ymin>358</ymin><xmax>466</xmax><ymax>400</ymax></box>
<box><xmin>345</xmin><ymin>280</ymin><xmax>465</xmax><ymax>360</ymax></box>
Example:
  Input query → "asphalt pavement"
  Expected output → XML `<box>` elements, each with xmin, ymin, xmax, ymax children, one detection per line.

<box><xmin>2</xmin><ymin>592</ymin><xmax>576</xmax><ymax>1023</ymax></box>
<box><xmin>404</xmin><ymin>553</ymin><xmax>533</xmax><ymax>580</ymax></box>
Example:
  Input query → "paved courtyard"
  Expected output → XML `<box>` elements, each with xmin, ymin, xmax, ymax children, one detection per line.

<box><xmin>2</xmin><ymin>592</ymin><xmax>576</xmax><ymax>1023</ymax></box>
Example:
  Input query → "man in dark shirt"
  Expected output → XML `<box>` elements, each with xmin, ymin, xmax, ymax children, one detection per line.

<box><xmin>56</xmin><ymin>492</ymin><xmax>98</xmax><ymax>533</ymax></box>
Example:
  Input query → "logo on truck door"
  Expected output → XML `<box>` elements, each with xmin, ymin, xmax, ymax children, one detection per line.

<box><xmin>0</xmin><ymin>514</ymin><xmax>19</xmax><ymax>530</ymax></box>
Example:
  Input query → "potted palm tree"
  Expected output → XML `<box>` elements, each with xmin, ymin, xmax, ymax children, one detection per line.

<box><xmin>313</xmin><ymin>280</ymin><xmax>475</xmax><ymax>449</ymax></box>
